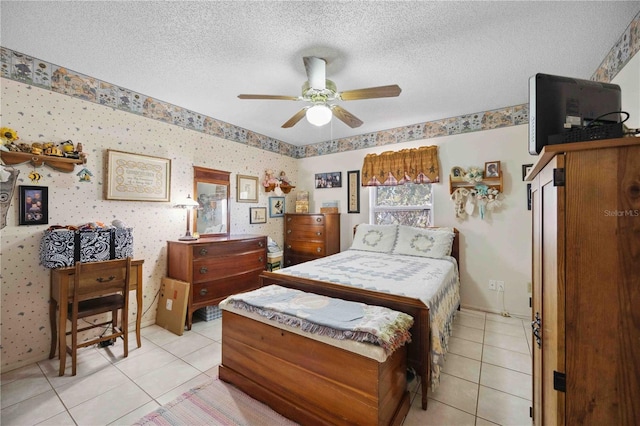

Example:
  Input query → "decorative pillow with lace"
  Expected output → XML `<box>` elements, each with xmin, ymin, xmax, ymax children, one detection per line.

<box><xmin>350</xmin><ymin>224</ymin><xmax>398</xmax><ymax>253</ymax></box>
<box><xmin>392</xmin><ymin>226</ymin><xmax>454</xmax><ymax>259</ymax></box>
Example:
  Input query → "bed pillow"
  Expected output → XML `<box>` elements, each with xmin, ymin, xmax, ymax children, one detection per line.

<box><xmin>392</xmin><ymin>226</ymin><xmax>454</xmax><ymax>259</ymax></box>
<box><xmin>350</xmin><ymin>224</ymin><xmax>398</xmax><ymax>253</ymax></box>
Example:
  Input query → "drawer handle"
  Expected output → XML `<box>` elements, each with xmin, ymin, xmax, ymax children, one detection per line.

<box><xmin>287</xmin><ymin>229</ymin><xmax>291</xmax><ymax>234</ymax></box>
<box><xmin>199</xmin><ymin>288</ymin><xmax>208</xmax><ymax>296</ymax></box>
<box><xmin>259</xmin><ymin>241</ymin><xmax>264</xmax><ymax>247</ymax></box>
<box><xmin>316</xmin><ymin>247</ymin><xmax>322</xmax><ymax>253</ymax></box>
<box><xmin>258</xmin><ymin>256</ymin><xmax>263</xmax><ymax>263</ymax></box>
<box><xmin>287</xmin><ymin>217</ymin><xmax>291</xmax><ymax>222</ymax></box>
<box><xmin>96</xmin><ymin>275</ymin><xmax>115</xmax><ymax>283</ymax></box>
<box><xmin>287</xmin><ymin>244</ymin><xmax>291</xmax><ymax>249</ymax></box>
<box><xmin>199</xmin><ymin>267</ymin><xmax>208</xmax><ymax>274</ymax></box>
<box><xmin>199</xmin><ymin>248</ymin><xmax>208</xmax><ymax>256</ymax></box>
<box><xmin>316</xmin><ymin>218</ymin><xmax>322</xmax><ymax>222</ymax></box>
<box><xmin>316</xmin><ymin>231</ymin><xmax>322</xmax><ymax>236</ymax></box>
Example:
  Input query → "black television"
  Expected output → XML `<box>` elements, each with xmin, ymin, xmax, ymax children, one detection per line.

<box><xmin>528</xmin><ymin>73</ymin><xmax>622</xmax><ymax>155</ymax></box>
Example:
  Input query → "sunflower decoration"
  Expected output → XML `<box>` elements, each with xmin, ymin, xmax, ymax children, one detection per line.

<box><xmin>0</xmin><ymin>127</ymin><xmax>19</xmax><ymax>143</ymax></box>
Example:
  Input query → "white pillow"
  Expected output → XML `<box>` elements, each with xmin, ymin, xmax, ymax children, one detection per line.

<box><xmin>350</xmin><ymin>224</ymin><xmax>398</xmax><ymax>253</ymax></box>
<box><xmin>393</xmin><ymin>226</ymin><xmax>454</xmax><ymax>259</ymax></box>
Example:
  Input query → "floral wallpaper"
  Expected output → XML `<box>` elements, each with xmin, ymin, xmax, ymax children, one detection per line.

<box><xmin>0</xmin><ymin>79</ymin><xmax>298</xmax><ymax>371</ymax></box>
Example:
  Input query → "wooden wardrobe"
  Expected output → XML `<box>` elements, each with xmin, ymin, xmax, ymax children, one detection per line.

<box><xmin>528</xmin><ymin>137</ymin><xmax>639</xmax><ymax>425</ymax></box>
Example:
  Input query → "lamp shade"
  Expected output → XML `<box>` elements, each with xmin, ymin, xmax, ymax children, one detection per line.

<box><xmin>174</xmin><ymin>195</ymin><xmax>200</xmax><ymax>209</ymax></box>
<box><xmin>306</xmin><ymin>104</ymin><xmax>332</xmax><ymax>126</ymax></box>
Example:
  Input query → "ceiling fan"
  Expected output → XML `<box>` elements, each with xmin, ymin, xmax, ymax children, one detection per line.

<box><xmin>238</xmin><ymin>56</ymin><xmax>401</xmax><ymax>128</ymax></box>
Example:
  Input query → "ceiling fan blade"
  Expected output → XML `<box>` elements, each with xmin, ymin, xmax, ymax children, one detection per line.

<box><xmin>339</xmin><ymin>84</ymin><xmax>402</xmax><ymax>101</ymax></box>
<box><xmin>331</xmin><ymin>105</ymin><xmax>363</xmax><ymax>128</ymax></box>
<box><xmin>281</xmin><ymin>108</ymin><xmax>308</xmax><ymax>128</ymax></box>
<box><xmin>238</xmin><ymin>94</ymin><xmax>299</xmax><ymax>100</ymax></box>
<box><xmin>303</xmin><ymin>56</ymin><xmax>326</xmax><ymax>91</ymax></box>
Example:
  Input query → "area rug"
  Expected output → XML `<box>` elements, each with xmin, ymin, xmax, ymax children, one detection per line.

<box><xmin>134</xmin><ymin>378</ymin><xmax>298</xmax><ymax>425</ymax></box>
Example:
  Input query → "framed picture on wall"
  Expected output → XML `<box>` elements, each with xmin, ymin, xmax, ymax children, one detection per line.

<box><xmin>269</xmin><ymin>196</ymin><xmax>285</xmax><ymax>218</ymax></box>
<box><xmin>347</xmin><ymin>170</ymin><xmax>360</xmax><ymax>213</ymax></box>
<box><xmin>249</xmin><ymin>207</ymin><xmax>267</xmax><ymax>224</ymax></box>
<box><xmin>19</xmin><ymin>185</ymin><xmax>48</xmax><ymax>225</ymax></box>
<box><xmin>315</xmin><ymin>172</ymin><xmax>342</xmax><ymax>188</ymax></box>
<box><xmin>237</xmin><ymin>175</ymin><xmax>258</xmax><ymax>203</ymax></box>
<box><xmin>105</xmin><ymin>150</ymin><xmax>171</xmax><ymax>202</ymax></box>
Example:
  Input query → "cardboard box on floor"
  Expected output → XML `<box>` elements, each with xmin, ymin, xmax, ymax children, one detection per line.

<box><xmin>156</xmin><ymin>277</ymin><xmax>190</xmax><ymax>336</ymax></box>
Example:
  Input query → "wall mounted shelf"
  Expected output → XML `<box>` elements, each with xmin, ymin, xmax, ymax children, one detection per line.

<box><xmin>263</xmin><ymin>182</ymin><xmax>295</xmax><ymax>194</ymax></box>
<box><xmin>0</xmin><ymin>151</ymin><xmax>85</xmax><ymax>173</ymax></box>
<box><xmin>449</xmin><ymin>175</ymin><xmax>503</xmax><ymax>194</ymax></box>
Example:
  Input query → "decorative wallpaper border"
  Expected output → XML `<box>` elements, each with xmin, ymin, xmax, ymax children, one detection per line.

<box><xmin>1</xmin><ymin>11</ymin><xmax>637</xmax><ymax>159</ymax></box>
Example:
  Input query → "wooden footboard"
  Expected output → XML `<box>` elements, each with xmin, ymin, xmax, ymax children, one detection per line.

<box><xmin>260</xmin><ymin>271</ymin><xmax>431</xmax><ymax>410</ymax></box>
<box><xmin>220</xmin><ymin>310</ymin><xmax>410</xmax><ymax>425</ymax></box>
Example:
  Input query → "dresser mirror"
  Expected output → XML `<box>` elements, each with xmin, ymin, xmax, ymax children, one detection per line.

<box><xmin>193</xmin><ymin>166</ymin><xmax>230</xmax><ymax>237</ymax></box>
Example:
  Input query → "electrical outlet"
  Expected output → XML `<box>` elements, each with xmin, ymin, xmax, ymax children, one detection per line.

<box><xmin>497</xmin><ymin>281</ymin><xmax>505</xmax><ymax>292</ymax></box>
<box><xmin>489</xmin><ymin>280</ymin><xmax>496</xmax><ymax>290</ymax></box>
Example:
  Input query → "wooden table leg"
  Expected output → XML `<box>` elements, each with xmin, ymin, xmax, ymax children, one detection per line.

<box><xmin>58</xmin><ymin>283</ymin><xmax>68</xmax><ymax>376</ymax></box>
<box><xmin>136</xmin><ymin>265</ymin><xmax>142</xmax><ymax>347</ymax></box>
<box><xmin>49</xmin><ymin>299</ymin><xmax>57</xmax><ymax>359</ymax></box>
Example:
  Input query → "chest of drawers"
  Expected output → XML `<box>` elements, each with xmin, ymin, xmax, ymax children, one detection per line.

<box><xmin>284</xmin><ymin>213</ymin><xmax>340</xmax><ymax>267</ymax></box>
<box><xmin>167</xmin><ymin>234</ymin><xmax>266</xmax><ymax>329</ymax></box>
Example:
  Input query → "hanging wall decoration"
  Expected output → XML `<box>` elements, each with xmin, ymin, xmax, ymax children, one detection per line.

<box><xmin>0</xmin><ymin>166</ymin><xmax>20</xmax><ymax>229</ymax></box>
<box><xmin>449</xmin><ymin>163</ymin><xmax>504</xmax><ymax>220</ymax></box>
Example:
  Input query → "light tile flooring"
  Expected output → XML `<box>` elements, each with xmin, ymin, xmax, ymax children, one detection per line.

<box><xmin>1</xmin><ymin>309</ymin><xmax>532</xmax><ymax>425</ymax></box>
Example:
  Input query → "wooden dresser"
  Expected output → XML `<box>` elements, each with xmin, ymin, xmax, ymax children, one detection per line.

<box><xmin>167</xmin><ymin>234</ymin><xmax>267</xmax><ymax>329</ymax></box>
<box><xmin>284</xmin><ymin>213</ymin><xmax>340</xmax><ymax>267</ymax></box>
<box><xmin>528</xmin><ymin>138</ymin><xmax>639</xmax><ymax>425</ymax></box>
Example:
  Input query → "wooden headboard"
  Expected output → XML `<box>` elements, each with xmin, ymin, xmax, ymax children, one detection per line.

<box><xmin>351</xmin><ymin>224</ymin><xmax>460</xmax><ymax>268</ymax></box>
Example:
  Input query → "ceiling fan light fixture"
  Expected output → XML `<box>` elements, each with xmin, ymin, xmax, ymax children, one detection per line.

<box><xmin>306</xmin><ymin>104</ymin><xmax>332</xmax><ymax>126</ymax></box>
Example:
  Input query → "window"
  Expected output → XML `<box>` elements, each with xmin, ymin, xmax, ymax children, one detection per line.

<box><xmin>369</xmin><ymin>183</ymin><xmax>433</xmax><ymax>227</ymax></box>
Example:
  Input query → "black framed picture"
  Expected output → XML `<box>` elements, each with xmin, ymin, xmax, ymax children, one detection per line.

<box><xmin>347</xmin><ymin>170</ymin><xmax>360</xmax><ymax>213</ymax></box>
<box><xmin>249</xmin><ymin>207</ymin><xmax>267</xmax><ymax>224</ymax></box>
<box><xmin>522</xmin><ymin>163</ymin><xmax>533</xmax><ymax>181</ymax></box>
<box><xmin>19</xmin><ymin>185</ymin><xmax>48</xmax><ymax>225</ymax></box>
<box><xmin>315</xmin><ymin>172</ymin><xmax>342</xmax><ymax>188</ymax></box>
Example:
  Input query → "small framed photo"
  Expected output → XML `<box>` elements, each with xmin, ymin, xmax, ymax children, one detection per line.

<box><xmin>522</xmin><ymin>163</ymin><xmax>533</xmax><ymax>181</ymax></box>
<box><xmin>249</xmin><ymin>207</ymin><xmax>267</xmax><ymax>224</ymax></box>
<box><xmin>19</xmin><ymin>185</ymin><xmax>48</xmax><ymax>225</ymax></box>
<box><xmin>269</xmin><ymin>196</ymin><xmax>285</xmax><ymax>218</ymax></box>
<box><xmin>315</xmin><ymin>172</ymin><xmax>342</xmax><ymax>188</ymax></box>
<box><xmin>237</xmin><ymin>175</ymin><xmax>258</xmax><ymax>203</ymax></box>
<box><xmin>450</xmin><ymin>166</ymin><xmax>466</xmax><ymax>182</ymax></box>
<box><xmin>484</xmin><ymin>161</ymin><xmax>501</xmax><ymax>178</ymax></box>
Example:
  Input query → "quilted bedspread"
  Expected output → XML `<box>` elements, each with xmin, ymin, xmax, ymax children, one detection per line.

<box><xmin>274</xmin><ymin>249</ymin><xmax>460</xmax><ymax>389</ymax></box>
<box><xmin>222</xmin><ymin>284</ymin><xmax>414</xmax><ymax>355</ymax></box>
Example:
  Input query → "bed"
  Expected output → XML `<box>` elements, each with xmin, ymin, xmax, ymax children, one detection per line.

<box><xmin>260</xmin><ymin>224</ymin><xmax>461</xmax><ymax>410</ymax></box>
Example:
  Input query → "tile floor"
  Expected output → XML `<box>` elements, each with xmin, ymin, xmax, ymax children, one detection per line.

<box><xmin>1</xmin><ymin>309</ymin><xmax>532</xmax><ymax>425</ymax></box>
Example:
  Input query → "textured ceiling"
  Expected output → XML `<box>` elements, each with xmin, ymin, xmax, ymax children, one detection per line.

<box><xmin>1</xmin><ymin>1</ymin><xmax>638</xmax><ymax>146</ymax></box>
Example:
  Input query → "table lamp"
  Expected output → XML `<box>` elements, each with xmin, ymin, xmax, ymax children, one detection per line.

<box><xmin>174</xmin><ymin>195</ymin><xmax>200</xmax><ymax>241</ymax></box>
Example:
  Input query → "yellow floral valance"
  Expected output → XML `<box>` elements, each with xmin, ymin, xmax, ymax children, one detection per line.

<box><xmin>361</xmin><ymin>145</ymin><xmax>440</xmax><ymax>186</ymax></box>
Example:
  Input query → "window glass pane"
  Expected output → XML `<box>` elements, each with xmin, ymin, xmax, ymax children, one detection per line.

<box><xmin>375</xmin><ymin>183</ymin><xmax>432</xmax><ymax>206</ymax></box>
<box><xmin>374</xmin><ymin>210</ymin><xmax>432</xmax><ymax>227</ymax></box>
<box><xmin>371</xmin><ymin>183</ymin><xmax>433</xmax><ymax>227</ymax></box>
